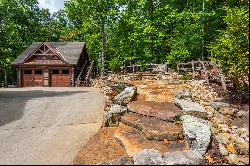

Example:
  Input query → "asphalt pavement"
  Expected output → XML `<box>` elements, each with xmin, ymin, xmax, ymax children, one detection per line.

<box><xmin>0</xmin><ymin>87</ymin><xmax>104</xmax><ymax>165</ymax></box>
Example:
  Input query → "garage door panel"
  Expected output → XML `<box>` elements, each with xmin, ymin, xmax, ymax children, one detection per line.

<box><xmin>22</xmin><ymin>70</ymin><xmax>43</xmax><ymax>87</ymax></box>
<box><xmin>33</xmin><ymin>75</ymin><xmax>44</xmax><ymax>87</ymax></box>
<box><xmin>51</xmin><ymin>76</ymin><xmax>71</xmax><ymax>87</ymax></box>
<box><xmin>22</xmin><ymin>69</ymin><xmax>71</xmax><ymax>87</ymax></box>
<box><xmin>61</xmin><ymin>75</ymin><xmax>71</xmax><ymax>87</ymax></box>
<box><xmin>51</xmin><ymin>75</ymin><xmax>61</xmax><ymax>87</ymax></box>
<box><xmin>23</xmin><ymin>75</ymin><xmax>33</xmax><ymax>87</ymax></box>
<box><xmin>51</xmin><ymin>69</ymin><xmax>71</xmax><ymax>87</ymax></box>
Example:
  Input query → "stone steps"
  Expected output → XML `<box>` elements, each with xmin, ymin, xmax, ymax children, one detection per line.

<box><xmin>121</xmin><ymin>113</ymin><xmax>183</xmax><ymax>141</ymax></box>
<box><xmin>114</xmin><ymin>124</ymin><xmax>189</xmax><ymax>157</ymax></box>
<box><xmin>127</xmin><ymin>101</ymin><xmax>182</xmax><ymax>121</ymax></box>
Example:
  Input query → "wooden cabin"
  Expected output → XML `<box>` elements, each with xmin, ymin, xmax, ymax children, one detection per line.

<box><xmin>13</xmin><ymin>42</ymin><xmax>90</xmax><ymax>87</ymax></box>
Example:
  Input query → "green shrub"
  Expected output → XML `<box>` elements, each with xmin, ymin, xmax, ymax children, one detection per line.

<box><xmin>179</xmin><ymin>72</ymin><xmax>192</xmax><ymax>80</ymax></box>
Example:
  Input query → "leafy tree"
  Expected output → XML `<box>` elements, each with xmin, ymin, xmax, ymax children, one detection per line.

<box><xmin>209</xmin><ymin>6</ymin><xmax>249</xmax><ymax>90</ymax></box>
<box><xmin>166</xmin><ymin>10</ymin><xmax>203</xmax><ymax>66</ymax></box>
<box><xmin>65</xmin><ymin>0</ymin><xmax>122</xmax><ymax>74</ymax></box>
<box><xmin>0</xmin><ymin>0</ymin><xmax>68</xmax><ymax>86</ymax></box>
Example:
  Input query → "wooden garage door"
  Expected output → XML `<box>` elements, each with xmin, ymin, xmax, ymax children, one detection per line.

<box><xmin>22</xmin><ymin>69</ymin><xmax>44</xmax><ymax>87</ymax></box>
<box><xmin>51</xmin><ymin>69</ymin><xmax>71</xmax><ymax>87</ymax></box>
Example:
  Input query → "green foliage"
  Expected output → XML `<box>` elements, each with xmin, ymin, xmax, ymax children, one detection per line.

<box><xmin>209</xmin><ymin>6</ymin><xmax>249</xmax><ymax>89</ymax></box>
<box><xmin>0</xmin><ymin>0</ymin><xmax>69</xmax><ymax>85</ymax></box>
<box><xmin>167</xmin><ymin>10</ymin><xmax>203</xmax><ymax>67</ymax></box>
<box><xmin>65</xmin><ymin>0</ymin><xmax>122</xmax><ymax>67</ymax></box>
<box><xmin>179</xmin><ymin>71</ymin><xmax>192</xmax><ymax>80</ymax></box>
<box><xmin>0</xmin><ymin>0</ymin><xmax>249</xmax><ymax>91</ymax></box>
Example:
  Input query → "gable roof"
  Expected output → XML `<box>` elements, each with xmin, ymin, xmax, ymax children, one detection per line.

<box><xmin>13</xmin><ymin>42</ymin><xmax>86</xmax><ymax>65</ymax></box>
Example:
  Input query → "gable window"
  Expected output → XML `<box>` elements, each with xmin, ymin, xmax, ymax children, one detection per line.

<box><xmin>52</xmin><ymin>70</ymin><xmax>60</xmax><ymax>74</ymax></box>
<box><xmin>62</xmin><ymin>70</ymin><xmax>69</xmax><ymax>74</ymax></box>
<box><xmin>35</xmin><ymin>70</ymin><xmax>43</xmax><ymax>75</ymax></box>
<box><xmin>24</xmin><ymin>70</ymin><xmax>32</xmax><ymax>74</ymax></box>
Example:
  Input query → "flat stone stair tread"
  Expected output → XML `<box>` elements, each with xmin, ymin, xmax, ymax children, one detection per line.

<box><xmin>127</xmin><ymin>101</ymin><xmax>182</xmax><ymax>121</ymax></box>
<box><xmin>121</xmin><ymin>113</ymin><xmax>183</xmax><ymax>141</ymax></box>
<box><xmin>114</xmin><ymin>124</ymin><xmax>189</xmax><ymax>157</ymax></box>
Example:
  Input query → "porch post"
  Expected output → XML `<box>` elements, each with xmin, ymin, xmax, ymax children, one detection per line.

<box><xmin>71</xmin><ymin>67</ymin><xmax>74</xmax><ymax>87</ymax></box>
<box><xmin>17</xmin><ymin>68</ymin><xmax>21</xmax><ymax>87</ymax></box>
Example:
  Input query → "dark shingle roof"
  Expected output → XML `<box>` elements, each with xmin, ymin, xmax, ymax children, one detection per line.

<box><xmin>13</xmin><ymin>42</ymin><xmax>86</xmax><ymax>65</ymax></box>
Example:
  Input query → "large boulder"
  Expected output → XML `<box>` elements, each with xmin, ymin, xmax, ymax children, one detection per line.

<box><xmin>104</xmin><ymin>104</ymin><xmax>127</xmax><ymax>127</ymax></box>
<box><xmin>175</xmin><ymin>98</ymin><xmax>207</xmax><ymax>119</ymax></box>
<box><xmin>127</xmin><ymin>101</ymin><xmax>182</xmax><ymax>121</ymax></box>
<box><xmin>133</xmin><ymin>149</ymin><xmax>164</xmax><ymax>165</ymax></box>
<box><xmin>181</xmin><ymin>115</ymin><xmax>211</xmax><ymax>155</ymax></box>
<box><xmin>113</xmin><ymin>87</ymin><xmax>137</xmax><ymax>106</ymax></box>
<box><xmin>163</xmin><ymin>150</ymin><xmax>204</xmax><ymax>165</ymax></box>
<box><xmin>114</xmin><ymin>124</ymin><xmax>189</xmax><ymax>157</ymax></box>
<box><xmin>121</xmin><ymin>113</ymin><xmax>183</xmax><ymax>141</ymax></box>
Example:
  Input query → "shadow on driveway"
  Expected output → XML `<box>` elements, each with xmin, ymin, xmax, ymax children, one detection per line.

<box><xmin>0</xmin><ymin>90</ymin><xmax>86</xmax><ymax>127</ymax></box>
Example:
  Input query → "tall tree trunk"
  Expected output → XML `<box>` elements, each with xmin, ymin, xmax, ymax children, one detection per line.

<box><xmin>201</xmin><ymin>1</ymin><xmax>205</xmax><ymax>61</ymax></box>
<box><xmin>4</xmin><ymin>62</ymin><xmax>7</xmax><ymax>88</ymax></box>
<box><xmin>101</xmin><ymin>25</ymin><xmax>106</xmax><ymax>75</ymax></box>
<box><xmin>147</xmin><ymin>0</ymin><xmax>156</xmax><ymax>63</ymax></box>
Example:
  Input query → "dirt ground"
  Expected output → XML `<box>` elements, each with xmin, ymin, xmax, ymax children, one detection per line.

<box><xmin>72</xmin><ymin>127</ymin><xmax>128</xmax><ymax>165</ymax></box>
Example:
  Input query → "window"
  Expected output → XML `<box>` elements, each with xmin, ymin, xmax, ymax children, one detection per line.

<box><xmin>24</xmin><ymin>70</ymin><xmax>32</xmax><ymax>74</ymax></box>
<box><xmin>62</xmin><ymin>70</ymin><xmax>69</xmax><ymax>74</ymax></box>
<box><xmin>52</xmin><ymin>70</ymin><xmax>60</xmax><ymax>74</ymax></box>
<box><xmin>35</xmin><ymin>70</ymin><xmax>42</xmax><ymax>75</ymax></box>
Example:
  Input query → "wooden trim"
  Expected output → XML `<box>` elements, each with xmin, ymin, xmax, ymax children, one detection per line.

<box><xmin>22</xmin><ymin>43</ymin><xmax>44</xmax><ymax>63</ymax></box>
<box><xmin>33</xmin><ymin>54</ymin><xmax>57</xmax><ymax>56</ymax></box>
<box><xmin>17</xmin><ymin>64</ymin><xmax>73</xmax><ymax>67</ymax></box>
<box><xmin>22</xmin><ymin>43</ymin><xmax>69</xmax><ymax>65</ymax></box>
<box><xmin>71</xmin><ymin>67</ymin><xmax>74</xmax><ymax>86</ymax></box>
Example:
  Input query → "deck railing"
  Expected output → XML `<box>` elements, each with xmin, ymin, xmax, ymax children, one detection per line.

<box><xmin>76</xmin><ymin>61</ymin><xmax>88</xmax><ymax>87</ymax></box>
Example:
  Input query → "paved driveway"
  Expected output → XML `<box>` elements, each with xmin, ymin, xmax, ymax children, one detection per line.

<box><xmin>0</xmin><ymin>87</ymin><xmax>104</xmax><ymax>165</ymax></box>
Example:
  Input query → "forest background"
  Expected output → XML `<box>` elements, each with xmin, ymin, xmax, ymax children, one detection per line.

<box><xmin>0</xmin><ymin>0</ymin><xmax>249</xmax><ymax>91</ymax></box>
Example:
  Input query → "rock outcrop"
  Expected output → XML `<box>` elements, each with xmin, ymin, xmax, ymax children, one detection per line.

<box><xmin>113</xmin><ymin>87</ymin><xmax>137</xmax><ymax>106</ymax></box>
<box><xmin>114</xmin><ymin>124</ymin><xmax>189</xmax><ymax>157</ymax></box>
<box><xmin>121</xmin><ymin>113</ymin><xmax>183</xmax><ymax>141</ymax></box>
<box><xmin>104</xmin><ymin>104</ymin><xmax>128</xmax><ymax>127</ymax></box>
<box><xmin>175</xmin><ymin>98</ymin><xmax>208</xmax><ymax>119</ymax></box>
<box><xmin>127</xmin><ymin>101</ymin><xmax>182</xmax><ymax>121</ymax></box>
<box><xmin>181</xmin><ymin>115</ymin><xmax>211</xmax><ymax>155</ymax></box>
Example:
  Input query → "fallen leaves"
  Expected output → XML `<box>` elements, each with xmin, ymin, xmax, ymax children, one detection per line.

<box><xmin>227</xmin><ymin>143</ymin><xmax>236</xmax><ymax>154</ymax></box>
<box><xmin>163</xmin><ymin>139</ymin><xmax>169</xmax><ymax>144</ymax></box>
<box><xmin>204</xmin><ymin>154</ymin><xmax>216</xmax><ymax>164</ymax></box>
